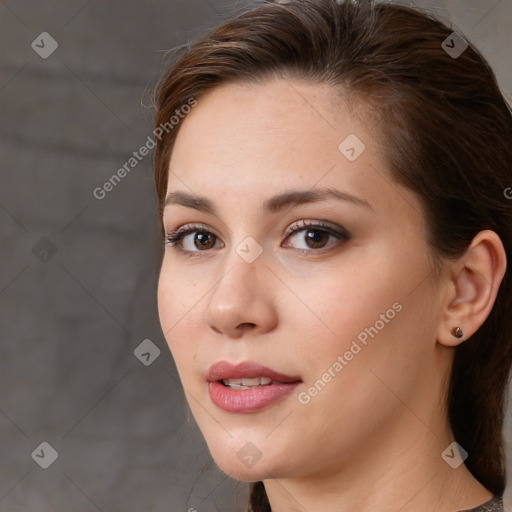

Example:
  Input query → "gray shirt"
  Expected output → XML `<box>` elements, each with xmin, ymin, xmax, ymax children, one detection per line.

<box><xmin>459</xmin><ymin>495</ymin><xmax>504</xmax><ymax>512</ymax></box>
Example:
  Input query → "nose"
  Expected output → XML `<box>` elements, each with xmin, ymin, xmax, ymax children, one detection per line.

<box><xmin>202</xmin><ymin>247</ymin><xmax>278</xmax><ymax>338</ymax></box>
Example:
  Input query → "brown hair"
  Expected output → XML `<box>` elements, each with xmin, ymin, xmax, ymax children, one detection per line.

<box><xmin>152</xmin><ymin>0</ymin><xmax>512</xmax><ymax>510</ymax></box>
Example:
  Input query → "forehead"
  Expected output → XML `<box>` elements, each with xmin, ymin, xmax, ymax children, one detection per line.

<box><xmin>167</xmin><ymin>79</ymin><xmax>375</xmax><ymax>194</ymax></box>
<box><xmin>163</xmin><ymin>78</ymin><xmax>429</xmax><ymax>237</ymax></box>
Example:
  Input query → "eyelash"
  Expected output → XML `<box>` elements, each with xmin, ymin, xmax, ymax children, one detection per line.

<box><xmin>163</xmin><ymin>220</ymin><xmax>350</xmax><ymax>256</ymax></box>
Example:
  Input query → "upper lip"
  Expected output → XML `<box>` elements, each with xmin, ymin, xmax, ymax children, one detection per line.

<box><xmin>207</xmin><ymin>361</ymin><xmax>302</xmax><ymax>383</ymax></box>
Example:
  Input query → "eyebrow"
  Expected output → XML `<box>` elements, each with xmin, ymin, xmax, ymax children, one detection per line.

<box><xmin>163</xmin><ymin>186</ymin><xmax>373</xmax><ymax>215</ymax></box>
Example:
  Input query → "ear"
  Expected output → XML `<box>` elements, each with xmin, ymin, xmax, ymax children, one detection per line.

<box><xmin>437</xmin><ymin>230</ymin><xmax>507</xmax><ymax>347</ymax></box>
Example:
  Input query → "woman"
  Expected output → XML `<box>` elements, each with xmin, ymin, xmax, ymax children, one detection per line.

<box><xmin>153</xmin><ymin>0</ymin><xmax>512</xmax><ymax>510</ymax></box>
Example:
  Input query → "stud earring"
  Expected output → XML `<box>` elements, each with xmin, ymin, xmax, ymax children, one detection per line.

<box><xmin>452</xmin><ymin>327</ymin><xmax>464</xmax><ymax>339</ymax></box>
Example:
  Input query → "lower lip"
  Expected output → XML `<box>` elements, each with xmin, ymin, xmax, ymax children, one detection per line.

<box><xmin>208</xmin><ymin>381</ymin><xmax>301</xmax><ymax>413</ymax></box>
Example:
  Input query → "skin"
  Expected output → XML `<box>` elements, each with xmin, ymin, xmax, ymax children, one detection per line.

<box><xmin>157</xmin><ymin>78</ymin><xmax>506</xmax><ymax>512</ymax></box>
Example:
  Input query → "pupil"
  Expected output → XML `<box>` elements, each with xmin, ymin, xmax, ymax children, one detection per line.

<box><xmin>306</xmin><ymin>230</ymin><xmax>327</xmax><ymax>248</ymax></box>
<box><xmin>196</xmin><ymin>232</ymin><xmax>213</xmax><ymax>249</ymax></box>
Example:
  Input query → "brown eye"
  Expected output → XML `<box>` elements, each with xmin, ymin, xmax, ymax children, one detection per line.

<box><xmin>283</xmin><ymin>221</ymin><xmax>349</xmax><ymax>252</ymax></box>
<box><xmin>165</xmin><ymin>224</ymin><xmax>223</xmax><ymax>252</ymax></box>
<box><xmin>195</xmin><ymin>232</ymin><xmax>216</xmax><ymax>250</ymax></box>
<box><xmin>304</xmin><ymin>229</ymin><xmax>330</xmax><ymax>249</ymax></box>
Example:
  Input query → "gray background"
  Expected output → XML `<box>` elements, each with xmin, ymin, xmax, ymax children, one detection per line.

<box><xmin>0</xmin><ymin>1</ymin><xmax>511</xmax><ymax>511</ymax></box>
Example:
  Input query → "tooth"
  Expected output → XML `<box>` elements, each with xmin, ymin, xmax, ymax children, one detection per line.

<box><xmin>241</xmin><ymin>377</ymin><xmax>263</xmax><ymax>386</ymax></box>
<box><xmin>222</xmin><ymin>377</ymin><xmax>273</xmax><ymax>388</ymax></box>
<box><xmin>225</xmin><ymin>378</ymin><xmax>243</xmax><ymax>385</ymax></box>
<box><xmin>227</xmin><ymin>383</ymin><xmax>252</xmax><ymax>390</ymax></box>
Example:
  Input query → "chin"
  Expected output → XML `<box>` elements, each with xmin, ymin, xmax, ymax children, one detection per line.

<box><xmin>203</xmin><ymin>433</ymin><xmax>295</xmax><ymax>482</ymax></box>
<box><xmin>211</xmin><ymin>452</ymin><xmax>277</xmax><ymax>482</ymax></box>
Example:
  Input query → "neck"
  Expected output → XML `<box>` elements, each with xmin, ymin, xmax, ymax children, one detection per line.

<box><xmin>263</xmin><ymin>413</ymin><xmax>492</xmax><ymax>512</ymax></box>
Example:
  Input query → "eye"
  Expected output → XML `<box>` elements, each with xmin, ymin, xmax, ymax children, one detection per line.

<box><xmin>164</xmin><ymin>224</ymin><xmax>223</xmax><ymax>253</ymax></box>
<box><xmin>164</xmin><ymin>220</ymin><xmax>350</xmax><ymax>255</ymax></box>
<box><xmin>282</xmin><ymin>220</ymin><xmax>349</xmax><ymax>251</ymax></box>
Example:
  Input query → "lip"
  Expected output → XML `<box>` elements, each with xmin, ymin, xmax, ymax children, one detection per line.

<box><xmin>207</xmin><ymin>360</ymin><xmax>301</xmax><ymax>383</ymax></box>
<box><xmin>207</xmin><ymin>361</ymin><xmax>302</xmax><ymax>413</ymax></box>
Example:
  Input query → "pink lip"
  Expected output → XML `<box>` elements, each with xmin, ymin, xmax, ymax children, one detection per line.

<box><xmin>207</xmin><ymin>361</ymin><xmax>302</xmax><ymax>413</ymax></box>
<box><xmin>207</xmin><ymin>361</ymin><xmax>301</xmax><ymax>383</ymax></box>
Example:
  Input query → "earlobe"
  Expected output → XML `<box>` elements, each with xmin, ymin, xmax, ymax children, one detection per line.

<box><xmin>437</xmin><ymin>230</ymin><xmax>507</xmax><ymax>347</ymax></box>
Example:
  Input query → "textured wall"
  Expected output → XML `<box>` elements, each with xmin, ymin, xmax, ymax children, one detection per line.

<box><xmin>0</xmin><ymin>1</ymin><xmax>510</xmax><ymax>511</ymax></box>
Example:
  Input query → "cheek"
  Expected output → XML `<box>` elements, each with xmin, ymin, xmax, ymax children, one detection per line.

<box><xmin>157</xmin><ymin>263</ymin><xmax>176</xmax><ymax>338</ymax></box>
<box><xmin>286</xmin><ymin>255</ymin><xmax>393</xmax><ymax>348</ymax></box>
<box><xmin>320</xmin><ymin>282</ymin><xmax>433</xmax><ymax>405</ymax></box>
<box><xmin>157</xmin><ymin>259</ymin><xmax>206</xmax><ymax>381</ymax></box>
<box><xmin>157</xmin><ymin>260</ymin><xmax>195</xmax><ymax>350</ymax></box>
<box><xmin>291</xmin><ymin>242</ymin><xmax>433</xmax><ymax>392</ymax></box>
<box><xmin>157</xmin><ymin>256</ymin><xmax>200</xmax><ymax>319</ymax></box>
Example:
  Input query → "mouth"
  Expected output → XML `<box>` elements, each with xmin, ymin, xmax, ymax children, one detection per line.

<box><xmin>207</xmin><ymin>360</ymin><xmax>302</xmax><ymax>385</ymax></box>
<box><xmin>206</xmin><ymin>360</ymin><xmax>302</xmax><ymax>413</ymax></box>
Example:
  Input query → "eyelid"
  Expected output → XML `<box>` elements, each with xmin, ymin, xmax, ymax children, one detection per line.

<box><xmin>164</xmin><ymin>220</ymin><xmax>350</xmax><ymax>254</ymax></box>
<box><xmin>283</xmin><ymin>219</ymin><xmax>349</xmax><ymax>239</ymax></box>
<box><xmin>168</xmin><ymin>222</ymin><xmax>218</xmax><ymax>239</ymax></box>
<box><xmin>165</xmin><ymin>223</ymin><xmax>224</xmax><ymax>252</ymax></box>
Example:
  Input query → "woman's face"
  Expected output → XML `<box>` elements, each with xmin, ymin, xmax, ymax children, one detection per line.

<box><xmin>158</xmin><ymin>78</ymin><xmax>448</xmax><ymax>482</ymax></box>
